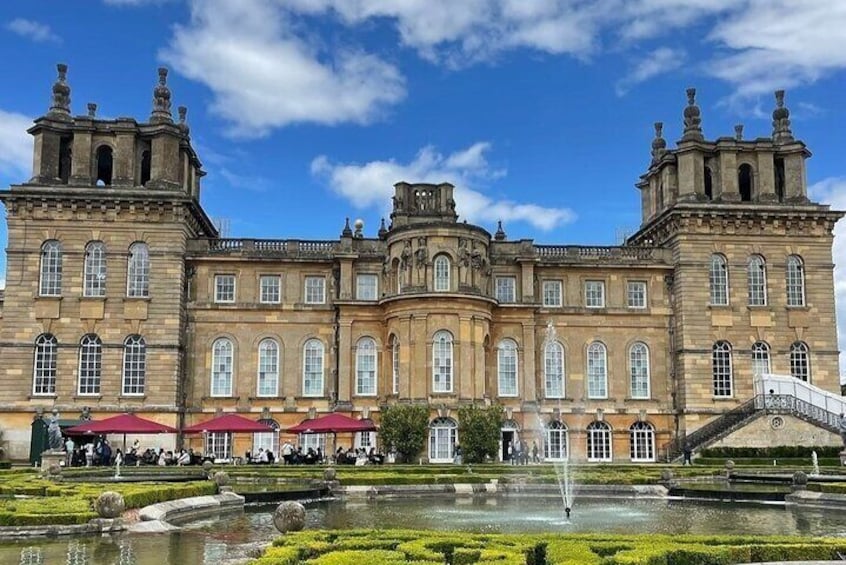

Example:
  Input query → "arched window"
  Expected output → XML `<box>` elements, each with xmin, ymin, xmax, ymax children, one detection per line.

<box><xmin>544</xmin><ymin>420</ymin><xmax>568</xmax><ymax>462</ymax></box>
<box><xmin>78</xmin><ymin>334</ymin><xmax>102</xmax><ymax>395</ymax></box>
<box><xmin>704</xmin><ymin>166</ymin><xmax>713</xmax><ymax>200</ymax></box>
<box><xmin>58</xmin><ymin>137</ymin><xmax>72</xmax><ymax>184</ymax></box>
<box><xmin>95</xmin><ymin>145</ymin><xmax>113</xmax><ymax>186</ymax></box>
<box><xmin>786</xmin><ymin>255</ymin><xmax>805</xmax><ymax>306</ymax></box>
<box><xmin>303</xmin><ymin>339</ymin><xmax>324</xmax><ymax>397</ymax></box>
<box><xmin>790</xmin><ymin>342</ymin><xmax>810</xmax><ymax>382</ymax></box>
<box><xmin>429</xmin><ymin>417</ymin><xmax>457</xmax><ymax>463</ymax></box>
<box><xmin>33</xmin><ymin>334</ymin><xmax>58</xmax><ymax>395</ymax></box>
<box><xmin>738</xmin><ymin>163</ymin><xmax>753</xmax><ymax>201</ymax></box>
<box><xmin>747</xmin><ymin>255</ymin><xmax>767</xmax><ymax>306</ymax></box>
<box><xmin>630</xmin><ymin>422</ymin><xmax>655</xmax><ymax>462</ymax></box>
<box><xmin>391</xmin><ymin>335</ymin><xmax>400</xmax><ymax>395</ymax></box>
<box><xmin>629</xmin><ymin>342</ymin><xmax>650</xmax><ymax>399</ymax></box>
<box><xmin>586</xmin><ymin>421</ymin><xmax>612</xmax><ymax>462</ymax></box>
<box><xmin>434</xmin><ymin>255</ymin><xmax>450</xmax><ymax>291</ymax></box>
<box><xmin>587</xmin><ymin>342</ymin><xmax>607</xmax><ymax>399</ymax></box>
<box><xmin>211</xmin><ymin>338</ymin><xmax>234</xmax><ymax>397</ymax></box>
<box><xmin>356</xmin><ymin>337</ymin><xmax>377</xmax><ymax>396</ymax></box>
<box><xmin>253</xmin><ymin>419</ymin><xmax>280</xmax><ymax>458</ymax></box>
<box><xmin>709</xmin><ymin>254</ymin><xmax>729</xmax><ymax>306</ymax></box>
<box><xmin>544</xmin><ymin>341</ymin><xmax>565</xmax><ymax>399</ymax></box>
<box><xmin>432</xmin><ymin>331</ymin><xmax>453</xmax><ymax>393</ymax></box>
<box><xmin>751</xmin><ymin>342</ymin><xmax>771</xmax><ymax>377</ymax></box>
<box><xmin>712</xmin><ymin>341</ymin><xmax>733</xmax><ymax>397</ymax></box>
<box><xmin>122</xmin><ymin>335</ymin><xmax>146</xmax><ymax>395</ymax></box>
<box><xmin>127</xmin><ymin>242</ymin><xmax>150</xmax><ymax>298</ymax></box>
<box><xmin>140</xmin><ymin>150</ymin><xmax>151</xmax><ymax>186</ymax></box>
<box><xmin>257</xmin><ymin>339</ymin><xmax>279</xmax><ymax>397</ymax></box>
<box><xmin>39</xmin><ymin>240</ymin><xmax>63</xmax><ymax>296</ymax></box>
<box><xmin>497</xmin><ymin>339</ymin><xmax>518</xmax><ymax>397</ymax></box>
<box><xmin>774</xmin><ymin>158</ymin><xmax>785</xmax><ymax>202</ymax></box>
<box><xmin>83</xmin><ymin>241</ymin><xmax>107</xmax><ymax>297</ymax></box>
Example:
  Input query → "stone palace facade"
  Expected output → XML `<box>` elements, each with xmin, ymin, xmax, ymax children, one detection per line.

<box><xmin>0</xmin><ymin>65</ymin><xmax>841</xmax><ymax>462</ymax></box>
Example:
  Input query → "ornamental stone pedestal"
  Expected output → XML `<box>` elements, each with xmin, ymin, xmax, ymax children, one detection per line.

<box><xmin>40</xmin><ymin>450</ymin><xmax>65</xmax><ymax>474</ymax></box>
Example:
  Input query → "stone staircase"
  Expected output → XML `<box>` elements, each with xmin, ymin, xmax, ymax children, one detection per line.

<box><xmin>663</xmin><ymin>374</ymin><xmax>845</xmax><ymax>462</ymax></box>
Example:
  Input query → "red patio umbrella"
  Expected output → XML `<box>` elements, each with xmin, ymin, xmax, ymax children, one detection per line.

<box><xmin>183</xmin><ymin>413</ymin><xmax>275</xmax><ymax>434</ymax></box>
<box><xmin>287</xmin><ymin>413</ymin><xmax>376</xmax><ymax>434</ymax></box>
<box><xmin>65</xmin><ymin>413</ymin><xmax>177</xmax><ymax>435</ymax></box>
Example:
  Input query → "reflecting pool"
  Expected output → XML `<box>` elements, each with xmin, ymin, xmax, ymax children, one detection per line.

<box><xmin>4</xmin><ymin>496</ymin><xmax>846</xmax><ymax>564</ymax></box>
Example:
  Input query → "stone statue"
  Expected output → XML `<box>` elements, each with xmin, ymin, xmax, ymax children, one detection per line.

<box><xmin>400</xmin><ymin>240</ymin><xmax>412</xmax><ymax>270</ymax></box>
<box><xmin>47</xmin><ymin>410</ymin><xmax>63</xmax><ymax>451</ymax></box>
<box><xmin>415</xmin><ymin>237</ymin><xmax>428</xmax><ymax>267</ymax></box>
<box><xmin>458</xmin><ymin>238</ymin><xmax>471</xmax><ymax>285</ymax></box>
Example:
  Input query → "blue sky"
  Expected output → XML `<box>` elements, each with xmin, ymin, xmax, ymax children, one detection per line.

<box><xmin>1</xmin><ymin>1</ymin><xmax>846</xmax><ymax>370</ymax></box>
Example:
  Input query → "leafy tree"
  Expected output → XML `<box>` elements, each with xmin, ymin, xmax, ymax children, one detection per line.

<box><xmin>458</xmin><ymin>403</ymin><xmax>504</xmax><ymax>464</ymax></box>
<box><xmin>379</xmin><ymin>403</ymin><xmax>430</xmax><ymax>463</ymax></box>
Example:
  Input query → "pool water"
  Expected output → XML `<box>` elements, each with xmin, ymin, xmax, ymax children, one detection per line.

<box><xmin>4</xmin><ymin>496</ymin><xmax>846</xmax><ymax>564</ymax></box>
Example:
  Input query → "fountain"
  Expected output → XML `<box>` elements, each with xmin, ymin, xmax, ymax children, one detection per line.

<box><xmin>543</xmin><ymin>320</ymin><xmax>574</xmax><ymax>521</ymax></box>
<box><xmin>811</xmin><ymin>451</ymin><xmax>820</xmax><ymax>476</ymax></box>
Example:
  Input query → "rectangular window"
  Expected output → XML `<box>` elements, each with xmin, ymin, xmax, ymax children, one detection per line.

<box><xmin>542</xmin><ymin>280</ymin><xmax>563</xmax><ymax>307</ymax></box>
<box><xmin>305</xmin><ymin>276</ymin><xmax>326</xmax><ymax>304</ymax></box>
<box><xmin>495</xmin><ymin>277</ymin><xmax>516</xmax><ymax>303</ymax></box>
<box><xmin>214</xmin><ymin>274</ymin><xmax>236</xmax><ymax>303</ymax></box>
<box><xmin>260</xmin><ymin>275</ymin><xmax>281</xmax><ymax>304</ymax></box>
<box><xmin>205</xmin><ymin>432</ymin><xmax>232</xmax><ymax>460</ymax></box>
<box><xmin>585</xmin><ymin>280</ymin><xmax>605</xmax><ymax>308</ymax></box>
<box><xmin>627</xmin><ymin>281</ymin><xmax>647</xmax><ymax>309</ymax></box>
<box><xmin>356</xmin><ymin>274</ymin><xmax>378</xmax><ymax>300</ymax></box>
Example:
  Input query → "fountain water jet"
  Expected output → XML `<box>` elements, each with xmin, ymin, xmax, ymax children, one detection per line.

<box><xmin>543</xmin><ymin>320</ymin><xmax>574</xmax><ymax>521</ymax></box>
<box><xmin>811</xmin><ymin>450</ymin><xmax>819</xmax><ymax>476</ymax></box>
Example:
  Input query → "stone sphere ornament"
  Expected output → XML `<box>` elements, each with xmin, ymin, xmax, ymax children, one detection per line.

<box><xmin>202</xmin><ymin>460</ymin><xmax>213</xmax><ymax>473</ymax></box>
<box><xmin>273</xmin><ymin>501</ymin><xmax>306</xmax><ymax>533</ymax></box>
<box><xmin>323</xmin><ymin>467</ymin><xmax>337</xmax><ymax>481</ymax></box>
<box><xmin>213</xmin><ymin>471</ymin><xmax>230</xmax><ymax>487</ymax></box>
<box><xmin>95</xmin><ymin>491</ymin><xmax>126</xmax><ymax>518</ymax></box>
<box><xmin>793</xmin><ymin>471</ymin><xmax>808</xmax><ymax>487</ymax></box>
<box><xmin>47</xmin><ymin>463</ymin><xmax>62</xmax><ymax>477</ymax></box>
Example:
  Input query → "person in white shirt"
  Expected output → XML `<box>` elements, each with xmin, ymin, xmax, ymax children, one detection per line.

<box><xmin>177</xmin><ymin>449</ymin><xmax>191</xmax><ymax>466</ymax></box>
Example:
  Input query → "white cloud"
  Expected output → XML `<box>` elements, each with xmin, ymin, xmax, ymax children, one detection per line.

<box><xmin>0</xmin><ymin>110</ymin><xmax>33</xmax><ymax>180</ymax></box>
<box><xmin>311</xmin><ymin>142</ymin><xmax>575</xmax><ymax>231</ymax></box>
<box><xmin>160</xmin><ymin>0</ymin><xmax>406</xmax><ymax>137</ymax></box>
<box><xmin>808</xmin><ymin>177</ymin><xmax>846</xmax><ymax>378</ymax></box>
<box><xmin>6</xmin><ymin>18</ymin><xmax>60</xmax><ymax>43</ymax></box>
<box><xmin>616</xmin><ymin>47</ymin><xmax>686</xmax><ymax>96</ymax></box>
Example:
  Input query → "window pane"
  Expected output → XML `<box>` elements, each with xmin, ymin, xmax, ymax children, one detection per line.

<box><xmin>434</xmin><ymin>256</ymin><xmax>450</xmax><ymax>291</ymax></box>
<box><xmin>495</xmin><ymin>277</ymin><xmax>516</xmax><ymax>302</ymax></box>
<box><xmin>33</xmin><ymin>334</ymin><xmax>58</xmax><ymax>395</ymax></box>
<box><xmin>40</xmin><ymin>241</ymin><xmax>63</xmax><ymax>296</ymax></box>
<box><xmin>127</xmin><ymin>243</ymin><xmax>150</xmax><ymax>298</ymax></box>
<box><xmin>544</xmin><ymin>342</ymin><xmax>564</xmax><ymax>398</ymax></box>
<box><xmin>709</xmin><ymin>255</ymin><xmax>729</xmax><ymax>306</ymax></box>
<box><xmin>356</xmin><ymin>338</ymin><xmax>377</xmax><ymax>395</ymax></box>
<box><xmin>543</xmin><ymin>281</ymin><xmax>562</xmax><ymax>307</ymax></box>
<box><xmin>214</xmin><ymin>275</ymin><xmax>236</xmax><ymax>303</ymax></box>
<box><xmin>585</xmin><ymin>281</ymin><xmax>605</xmax><ymax>308</ymax></box>
<box><xmin>78</xmin><ymin>335</ymin><xmax>102</xmax><ymax>395</ymax></box>
<box><xmin>305</xmin><ymin>277</ymin><xmax>326</xmax><ymax>304</ymax></box>
<box><xmin>629</xmin><ymin>342</ymin><xmax>650</xmax><ymax>399</ymax></box>
<box><xmin>260</xmin><ymin>275</ymin><xmax>281</xmax><ymax>304</ymax></box>
<box><xmin>433</xmin><ymin>331</ymin><xmax>453</xmax><ymax>392</ymax></box>
<box><xmin>258</xmin><ymin>339</ymin><xmax>279</xmax><ymax>396</ymax></box>
<box><xmin>356</xmin><ymin>274</ymin><xmax>378</xmax><ymax>300</ymax></box>
<box><xmin>587</xmin><ymin>343</ymin><xmax>607</xmax><ymax>398</ymax></box>
<box><xmin>304</xmin><ymin>340</ymin><xmax>324</xmax><ymax>396</ymax></box>
<box><xmin>790</xmin><ymin>342</ymin><xmax>810</xmax><ymax>382</ymax></box>
<box><xmin>712</xmin><ymin>341</ymin><xmax>733</xmax><ymax>397</ymax></box>
<box><xmin>747</xmin><ymin>256</ymin><xmax>767</xmax><ymax>306</ymax></box>
<box><xmin>83</xmin><ymin>242</ymin><xmax>107</xmax><ymax>297</ymax></box>
<box><xmin>497</xmin><ymin>340</ymin><xmax>518</xmax><ymax>397</ymax></box>
<box><xmin>211</xmin><ymin>339</ymin><xmax>233</xmax><ymax>396</ymax></box>
<box><xmin>122</xmin><ymin>335</ymin><xmax>146</xmax><ymax>395</ymax></box>
<box><xmin>627</xmin><ymin>281</ymin><xmax>646</xmax><ymax>308</ymax></box>
<box><xmin>787</xmin><ymin>256</ymin><xmax>805</xmax><ymax>306</ymax></box>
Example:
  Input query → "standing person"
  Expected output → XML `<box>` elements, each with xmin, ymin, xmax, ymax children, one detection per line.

<box><xmin>683</xmin><ymin>443</ymin><xmax>693</xmax><ymax>466</ymax></box>
<box><xmin>531</xmin><ymin>441</ymin><xmax>539</xmax><ymax>464</ymax></box>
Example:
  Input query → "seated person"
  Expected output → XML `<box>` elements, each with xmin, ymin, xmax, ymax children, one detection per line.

<box><xmin>176</xmin><ymin>449</ymin><xmax>191</xmax><ymax>466</ymax></box>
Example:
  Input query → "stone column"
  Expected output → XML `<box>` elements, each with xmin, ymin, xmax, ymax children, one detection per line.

<box><xmin>718</xmin><ymin>151</ymin><xmax>740</xmax><ymax>201</ymax></box>
<box><xmin>336</xmin><ymin>320</ymin><xmax>352</xmax><ymax>406</ymax></box>
<box><xmin>784</xmin><ymin>153</ymin><xmax>806</xmax><ymax>201</ymax></box>
<box><xmin>757</xmin><ymin>151</ymin><xmax>776</xmax><ymax>202</ymax></box>
<box><xmin>676</xmin><ymin>151</ymin><xmax>703</xmax><ymax>201</ymax></box>
<box><xmin>70</xmin><ymin>129</ymin><xmax>93</xmax><ymax>185</ymax></box>
<box><xmin>519</xmin><ymin>260</ymin><xmax>535</xmax><ymax>303</ymax></box>
<box><xmin>112</xmin><ymin>129</ymin><xmax>136</xmax><ymax>187</ymax></box>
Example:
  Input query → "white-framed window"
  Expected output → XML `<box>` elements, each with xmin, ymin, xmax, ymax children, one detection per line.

<box><xmin>497</xmin><ymin>339</ymin><xmax>518</xmax><ymax>397</ymax></box>
<box><xmin>432</xmin><ymin>330</ymin><xmax>453</xmax><ymax>393</ymax></box>
<box><xmin>260</xmin><ymin>275</ymin><xmax>281</xmax><ymax>304</ymax></box>
<box><xmin>627</xmin><ymin>281</ymin><xmax>647</xmax><ymax>309</ymax></box>
<box><xmin>544</xmin><ymin>421</ymin><xmax>568</xmax><ymax>462</ymax></box>
<box><xmin>257</xmin><ymin>338</ymin><xmax>279</xmax><ymax>397</ymax></box>
<box><xmin>630</xmin><ymin>422</ymin><xmax>655</xmax><ymax>462</ymax></box>
<box><xmin>709</xmin><ymin>254</ymin><xmax>729</xmax><ymax>306</ymax></box>
<box><xmin>205</xmin><ymin>432</ymin><xmax>232</xmax><ymax>460</ymax></box>
<box><xmin>126</xmin><ymin>242</ymin><xmax>150</xmax><ymax>298</ymax></box>
<box><xmin>542</xmin><ymin>280</ymin><xmax>563</xmax><ymax>307</ymax></box>
<box><xmin>747</xmin><ymin>255</ymin><xmax>767</xmax><ymax>306</ymax></box>
<box><xmin>786</xmin><ymin>255</ymin><xmax>805</xmax><ymax>306</ymax></box>
<box><xmin>39</xmin><ymin>240</ymin><xmax>63</xmax><ymax>296</ymax></box>
<box><xmin>356</xmin><ymin>273</ymin><xmax>378</xmax><ymax>300</ymax></box>
<box><xmin>586</xmin><ymin>421</ymin><xmax>612</xmax><ymax>462</ymax></box>
<box><xmin>122</xmin><ymin>335</ymin><xmax>146</xmax><ymax>396</ymax></box>
<box><xmin>83</xmin><ymin>241</ymin><xmax>107</xmax><ymax>297</ymax></box>
<box><xmin>305</xmin><ymin>276</ymin><xmax>326</xmax><ymax>304</ymax></box>
<box><xmin>585</xmin><ymin>280</ymin><xmax>605</xmax><ymax>308</ymax></box>
<box><xmin>790</xmin><ymin>341</ymin><xmax>810</xmax><ymax>382</ymax></box>
<box><xmin>495</xmin><ymin>277</ymin><xmax>516</xmax><ymax>303</ymax></box>
<box><xmin>355</xmin><ymin>431</ymin><xmax>376</xmax><ymax>451</ymax></box>
<box><xmin>211</xmin><ymin>338</ymin><xmax>234</xmax><ymax>397</ymax></box>
<box><xmin>751</xmin><ymin>341</ymin><xmax>771</xmax><ymax>377</ymax></box>
<box><xmin>355</xmin><ymin>337</ymin><xmax>377</xmax><ymax>396</ymax></box>
<box><xmin>253</xmin><ymin>425</ymin><xmax>280</xmax><ymax>458</ymax></box>
<box><xmin>712</xmin><ymin>341</ymin><xmax>733</xmax><ymax>397</ymax></box>
<box><xmin>428</xmin><ymin>417</ymin><xmax>457</xmax><ymax>463</ymax></box>
<box><xmin>391</xmin><ymin>335</ymin><xmax>400</xmax><ymax>395</ymax></box>
<box><xmin>78</xmin><ymin>334</ymin><xmax>102</xmax><ymax>395</ymax></box>
<box><xmin>587</xmin><ymin>341</ymin><xmax>608</xmax><ymax>399</ymax></box>
<box><xmin>303</xmin><ymin>339</ymin><xmax>324</xmax><ymax>396</ymax></box>
<box><xmin>629</xmin><ymin>342</ymin><xmax>650</xmax><ymax>399</ymax></box>
<box><xmin>434</xmin><ymin>255</ymin><xmax>450</xmax><ymax>291</ymax></box>
<box><xmin>300</xmin><ymin>433</ymin><xmax>326</xmax><ymax>456</ymax></box>
<box><xmin>33</xmin><ymin>334</ymin><xmax>58</xmax><ymax>395</ymax></box>
<box><xmin>214</xmin><ymin>274</ymin><xmax>236</xmax><ymax>303</ymax></box>
<box><xmin>544</xmin><ymin>341</ymin><xmax>565</xmax><ymax>399</ymax></box>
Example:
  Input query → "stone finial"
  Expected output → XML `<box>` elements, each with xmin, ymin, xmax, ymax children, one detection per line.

<box><xmin>651</xmin><ymin>121</ymin><xmax>667</xmax><ymax>164</ymax></box>
<box><xmin>87</xmin><ymin>103</ymin><xmax>97</xmax><ymax>118</ymax></box>
<box><xmin>681</xmin><ymin>87</ymin><xmax>703</xmax><ymax>141</ymax></box>
<box><xmin>353</xmin><ymin>218</ymin><xmax>364</xmax><ymax>238</ymax></box>
<box><xmin>772</xmin><ymin>90</ymin><xmax>793</xmax><ymax>143</ymax></box>
<box><xmin>48</xmin><ymin>63</ymin><xmax>71</xmax><ymax>118</ymax></box>
<box><xmin>341</xmin><ymin>217</ymin><xmax>352</xmax><ymax>238</ymax></box>
<box><xmin>377</xmin><ymin>217</ymin><xmax>387</xmax><ymax>239</ymax></box>
<box><xmin>494</xmin><ymin>220</ymin><xmax>506</xmax><ymax>241</ymax></box>
<box><xmin>734</xmin><ymin>124</ymin><xmax>743</xmax><ymax>141</ymax></box>
<box><xmin>150</xmin><ymin>67</ymin><xmax>173</xmax><ymax>123</ymax></box>
<box><xmin>178</xmin><ymin>105</ymin><xmax>189</xmax><ymax>133</ymax></box>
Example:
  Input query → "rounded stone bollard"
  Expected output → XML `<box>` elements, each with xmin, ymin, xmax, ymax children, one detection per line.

<box><xmin>202</xmin><ymin>460</ymin><xmax>213</xmax><ymax>474</ymax></box>
<box><xmin>213</xmin><ymin>471</ymin><xmax>229</xmax><ymax>487</ymax></box>
<box><xmin>323</xmin><ymin>467</ymin><xmax>336</xmax><ymax>481</ymax></box>
<box><xmin>47</xmin><ymin>463</ymin><xmax>62</xmax><ymax>477</ymax></box>
<box><xmin>793</xmin><ymin>471</ymin><xmax>808</xmax><ymax>487</ymax></box>
<box><xmin>273</xmin><ymin>501</ymin><xmax>306</xmax><ymax>533</ymax></box>
<box><xmin>95</xmin><ymin>491</ymin><xmax>126</xmax><ymax>518</ymax></box>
